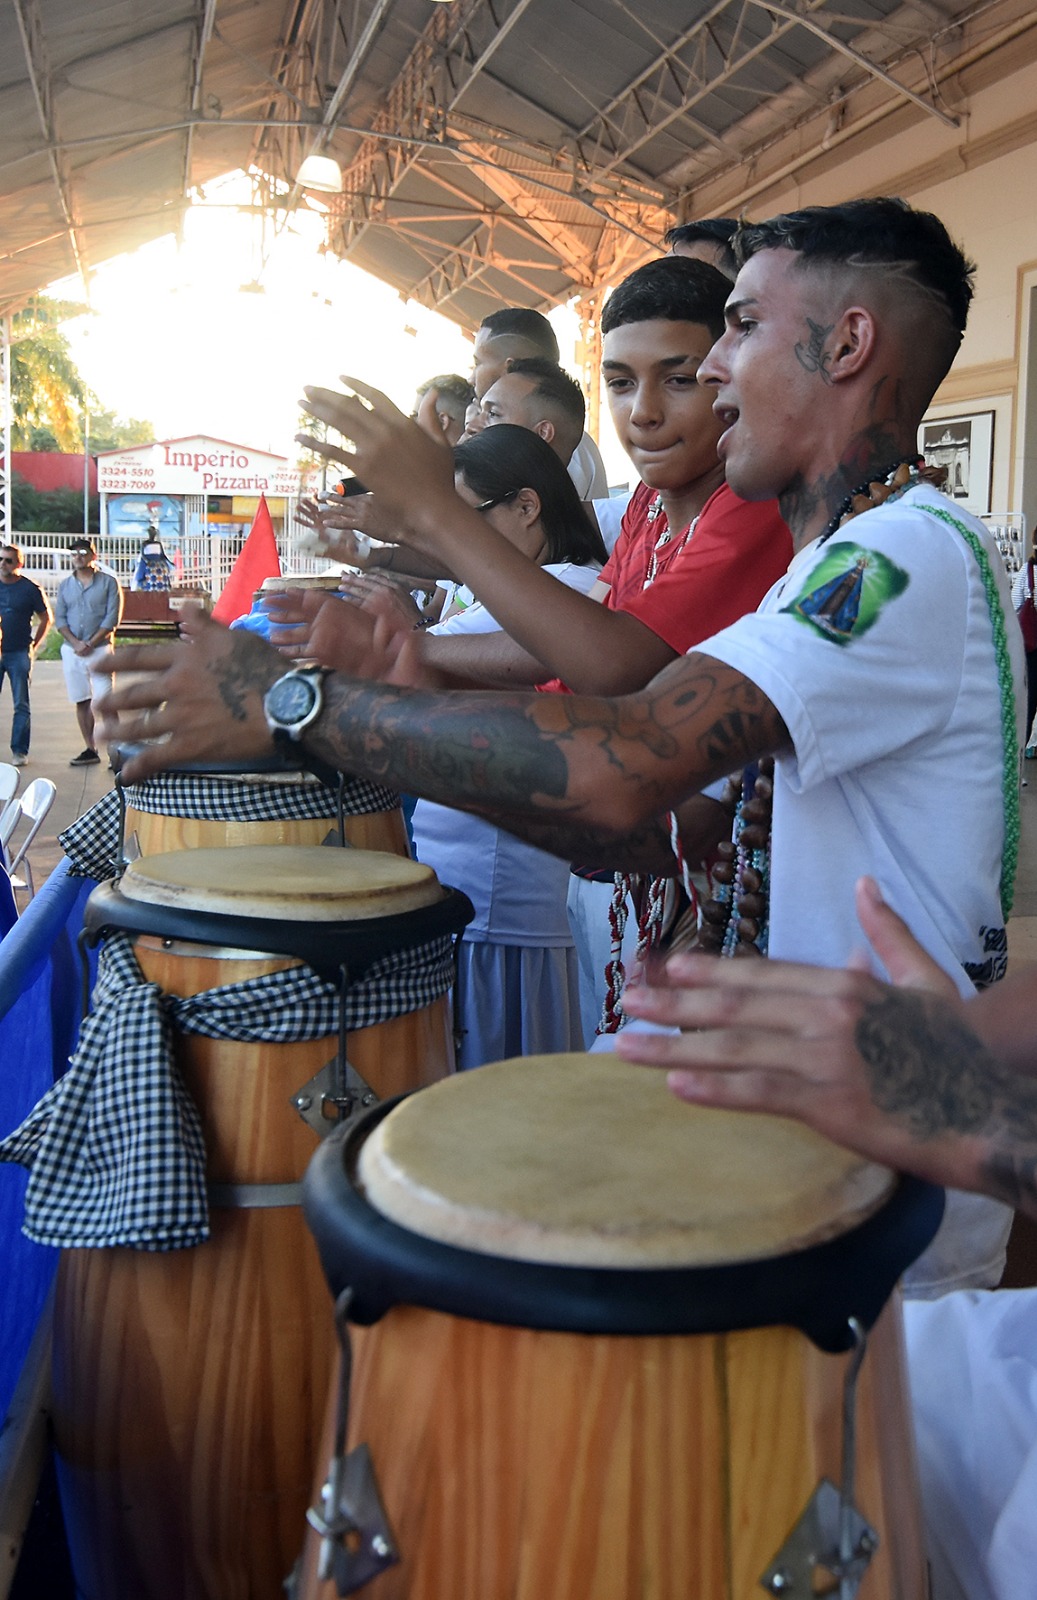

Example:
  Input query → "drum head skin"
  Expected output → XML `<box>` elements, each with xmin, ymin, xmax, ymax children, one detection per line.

<box><xmin>120</xmin><ymin>845</ymin><xmax>443</xmax><ymax>920</ymax></box>
<box><xmin>303</xmin><ymin>1056</ymin><xmax>945</xmax><ymax>1353</ymax></box>
<box><xmin>358</xmin><ymin>1054</ymin><xmax>892</xmax><ymax>1268</ymax></box>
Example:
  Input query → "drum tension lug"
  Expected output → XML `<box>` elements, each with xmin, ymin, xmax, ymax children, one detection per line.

<box><xmin>306</xmin><ymin>1442</ymin><xmax>399</xmax><ymax>1595</ymax></box>
<box><xmin>759</xmin><ymin>1317</ymin><xmax>877</xmax><ymax>1598</ymax></box>
<box><xmin>292</xmin><ymin>1058</ymin><xmax>378</xmax><ymax>1138</ymax></box>
<box><xmin>307</xmin><ymin>1288</ymin><xmax>400</xmax><ymax>1595</ymax></box>
<box><xmin>758</xmin><ymin>1479</ymin><xmax>877</xmax><ymax>1597</ymax></box>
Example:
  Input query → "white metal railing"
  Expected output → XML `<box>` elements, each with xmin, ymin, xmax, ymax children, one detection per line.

<box><xmin>10</xmin><ymin>516</ymin><xmax>331</xmax><ymax>603</ymax></box>
<box><xmin>982</xmin><ymin>511</ymin><xmax>1027</xmax><ymax>577</ymax></box>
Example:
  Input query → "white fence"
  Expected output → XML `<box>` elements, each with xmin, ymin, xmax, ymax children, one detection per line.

<box><xmin>982</xmin><ymin>511</ymin><xmax>1027</xmax><ymax>577</ymax></box>
<box><xmin>10</xmin><ymin>519</ymin><xmax>328</xmax><ymax>602</ymax></box>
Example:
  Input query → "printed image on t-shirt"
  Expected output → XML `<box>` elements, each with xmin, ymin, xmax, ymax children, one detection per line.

<box><xmin>783</xmin><ymin>540</ymin><xmax>909</xmax><ymax>645</ymax></box>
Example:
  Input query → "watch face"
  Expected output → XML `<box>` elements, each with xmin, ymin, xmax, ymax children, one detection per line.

<box><xmin>269</xmin><ymin>675</ymin><xmax>317</xmax><ymax>724</ymax></box>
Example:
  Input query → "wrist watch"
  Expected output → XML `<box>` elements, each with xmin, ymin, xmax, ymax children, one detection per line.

<box><xmin>263</xmin><ymin>667</ymin><xmax>328</xmax><ymax>743</ymax></box>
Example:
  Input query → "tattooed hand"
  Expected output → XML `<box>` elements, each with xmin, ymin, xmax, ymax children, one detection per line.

<box><xmin>617</xmin><ymin>876</ymin><xmax>1037</xmax><ymax>1217</ymax></box>
<box><xmin>92</xmin><ymin>611</ymin><xmax>283</xmax><ymax>781</ymax></box>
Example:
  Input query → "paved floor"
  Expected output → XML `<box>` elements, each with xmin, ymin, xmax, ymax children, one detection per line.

<box><xmin>8</xmin><ymin>657</ymin><xmax>1037</xmax><ymax>971</ymax></box>
<box><xmin>4</xmin><ymin>660</ymin><xmax>119</xmax><ymax>892</ymax></box>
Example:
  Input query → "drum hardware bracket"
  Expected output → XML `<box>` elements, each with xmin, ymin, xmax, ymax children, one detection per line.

<box><xmin>321</xmin><ymin>826</ymin><xmax>354</xmax><ymax>849</ymax></box>
<box><xmin>759</xmin><ymin>1318</ymin><xmax>877</xmax><ymax>1599</ymax></box>
<box><xmin>294</xmin><ymin>963</ymin><xmax>378</xmax><ymax>1136</ymax></box>
<box><xmin>208</xmin><ymin>1181</ymin><xmax>303</xmax><ymax>1209</ymax></box>
<box><xmin>306</xmin><ymin>1288</ymin><xmax>400</xmax><ymax>1595</ymax></box>
<box><xmin>292</xmin><ymin>1058</ymin><xmax>378</xmax><ymax>1138</ymax></box>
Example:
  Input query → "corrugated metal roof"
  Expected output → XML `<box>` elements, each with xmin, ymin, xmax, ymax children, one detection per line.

<box><xmin>1</xmin><ymin>0</ymin><xmax>1031</xmax><ymax>326</ymax></box>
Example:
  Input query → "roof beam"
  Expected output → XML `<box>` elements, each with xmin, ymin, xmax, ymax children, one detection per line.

<box><xmin>392</xmin><ymin>223</ymin><xmax>573</xmax><ymax>272</ymax></box>
<box><xmin>447</xmin><ymin>135</ymin><xmax>599</xmax><ymax>287</ymax></box>
<box><xmin>576</xmin><ymin>0</ymin><xmax>813</xmax><ymax>180</ymax></box>
<box><xmin>405</xmin><ymin>221</ymin><xmax>555</xmax><ymax>315</ymax></box>
<box><xmin>578</xmin><ymin>0</ymin><xmax>958</xmax><ymax>185</ymax></box>
<box><xmin>181</xmin><ymin>0</ymin><xmax>220</xmax><ymax>217</ymax></box>
<box><xmin>11</xmin><ymin>0</ymin><xmax>90</xmax><ymax>299</ymax></box>
<box><xmin>282</xmin><ymin>0</ymin><xmax>397</xmax><ymax>206</ymax></box>
<box><xmin>746</xmin><ymin>0</ymin><xmax>959</xmax><ymax>127</ymax></box>
<box><xmin>331</xmin><ymin>0</ymin><xmax>538</xmax><ymax>256</ymax></box>
<box><xmin>406</xmin><ymin>226</ymin><xmax>494</xmax><ymax>310</ymax></box>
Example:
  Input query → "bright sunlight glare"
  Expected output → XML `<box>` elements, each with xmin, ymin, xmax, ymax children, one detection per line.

<box><xmin>56</xmin><ymin>173</ymin><xmax>476</xmax><ymax>458</ymax></box>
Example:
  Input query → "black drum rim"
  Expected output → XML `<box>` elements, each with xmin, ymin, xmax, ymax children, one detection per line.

<box><xmin>302</xmin><ymin>1095</ymin><xmax>944</xmax><ymax>1354</ymax></box>
<box><xmin>82</xmin><ymin>880</ymin><xmax>474</xmax><ymax>981</ymax></box>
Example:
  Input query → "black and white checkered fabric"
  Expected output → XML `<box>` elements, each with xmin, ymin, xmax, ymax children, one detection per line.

<box><xmin>60</xmin><ymin>769</ymin><xmax>400</xmax><ymax>880</ymax></box>
<box><xmin>0</xmin><ymin>929</ymin><xmax>455</xmax><ymax>1250</ymax></box>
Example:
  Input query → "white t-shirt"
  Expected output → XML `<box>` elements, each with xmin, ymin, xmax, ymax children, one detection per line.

<box><xmin>700</xmin><ymin>483</ymin><xmax>1024</xmax><ymax>1295</ymax></box>
<box><xmin>568</xmin><ymin>433</ymin><xmax>609</xmax><ymax>501</ymax></box>
<box><xmin>590</xmin><ymin>491</ymin><xmax>633</xmax><ymax>555</ymax></box>
<box><xmin>703</xmin><ymin>483</ymin><xmax>1022</xmax><ymax>992</ymax></box>
<box><xmin>412</xmin><ymin>561</ymin><xmax>602</xmax><ymax>945</ymax></box>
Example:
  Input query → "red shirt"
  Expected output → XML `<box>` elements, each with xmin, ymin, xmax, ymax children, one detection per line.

<box><xmin>538</xmin><ymin>481</ymin><xmax>793</xmax><ymax>692</ymax></box>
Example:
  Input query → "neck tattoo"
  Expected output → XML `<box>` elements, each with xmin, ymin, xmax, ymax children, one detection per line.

<box><xmin>819</xmin><ymin>456</ymin><xmax>927</xmax><ymax>544</ymax></box>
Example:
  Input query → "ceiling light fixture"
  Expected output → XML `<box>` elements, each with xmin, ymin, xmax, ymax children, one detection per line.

<box><xmin>296</xmin><ymin>154</ymin><xmax>344</xmax><ymax>193</ymax></box>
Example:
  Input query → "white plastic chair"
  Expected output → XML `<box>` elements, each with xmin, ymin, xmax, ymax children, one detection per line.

<box><xmin>0</xmin><ymin>762</ymin><xmax>19</xmax><ymax>811</ymax></box>
<box><xmin>0</xmin><ymin>796</ymin><xmax>20</xmax><ymax>860</ymax></box>
<box><xmin>4</xmin><ymin>778</ymin><xmax>56</xmax><ymax>898</ymax></box>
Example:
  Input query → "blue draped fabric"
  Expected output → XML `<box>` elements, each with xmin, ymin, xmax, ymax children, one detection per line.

<box><xmin>0</xmin><ymin>860</ymin><xmax>98</xmax><ymax>1420</ymax></box>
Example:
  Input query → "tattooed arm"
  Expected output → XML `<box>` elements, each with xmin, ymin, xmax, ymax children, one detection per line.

<box><xmin>95</xmin><ymin>610</ymin><xmax>787</xmax><ymax>862</ymax></box>
<box><xmin>617</xmin><ymin>876</ymin><xmax>1037</xmax><ymax>1219</ymax></box>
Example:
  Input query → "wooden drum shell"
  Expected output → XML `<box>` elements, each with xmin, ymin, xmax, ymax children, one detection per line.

<box><xmin>123</xmin><ymin>792</ymin><xmax>410</xmax><ymax>859</ymax></box>
<box><xmin>297</xmin><ymin>1058</ymin><xmax>937</xmax><ymax>1600</ymax></box>
<box><xmin>52</xmin><ymin>938</ymin><xmax>453</xmax><ymax>1600</ymax></box>
<box><xmin>300</xmin><ymin>1296</ymin><xmax>926</xmax><ymax>1600</ymax></box>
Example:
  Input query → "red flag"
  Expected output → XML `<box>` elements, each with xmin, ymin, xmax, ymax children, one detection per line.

<box><xmin>211</xmin><ymin>495</ymin><xmax>281</xmax><ymax>624</ymax></box>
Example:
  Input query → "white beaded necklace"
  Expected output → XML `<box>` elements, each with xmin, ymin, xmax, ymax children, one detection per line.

<box><xmin>643</xmin><ymin>494</ymin><xmax>699</xmax><ymax>586</ymax></box>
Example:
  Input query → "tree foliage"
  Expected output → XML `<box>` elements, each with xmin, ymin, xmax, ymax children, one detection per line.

<box><xmin>10</xmin><ymin>298</ymin><xmax>89</xmax><ymax>451</ymax></box>
<box><xmin>12</xmin><ymin>474</ymin><xmax>99</xmax><ymax>535</ymax></box>
<box><xmin>85</xmin><ymin>408</ymin><xmax>155</xmax><ymax>453</ymax></box>
<box><xmin>9</xmin><ymin>297</ymin><xmax>155</xmax><ymax>453</ymax></box>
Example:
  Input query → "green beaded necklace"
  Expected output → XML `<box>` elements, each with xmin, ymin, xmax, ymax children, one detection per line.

<box><xmin>914</xmin><ymin>500</ymin><xmax>1021</xmax><ymax>918</ymax></box>
<box><xmin>700</xmin><ymin>478</ymin><xmax>1021</xmax><ymax>956</ymax></box>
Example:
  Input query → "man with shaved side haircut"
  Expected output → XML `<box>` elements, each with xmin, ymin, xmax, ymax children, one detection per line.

<box><xmin>101</xmin><ymin>199</ymin><xmax>1022</xmax><ymax>1299</ymax></box>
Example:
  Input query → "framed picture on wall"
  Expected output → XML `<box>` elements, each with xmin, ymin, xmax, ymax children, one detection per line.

<box><xmin>918</xmin><ymin>410</ymin><xmax>994</xmax><ymax>517</ymax></box>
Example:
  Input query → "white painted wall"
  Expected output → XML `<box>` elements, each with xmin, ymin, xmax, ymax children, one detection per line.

<box><xmin>738</xmin><ymin>51</ymin><xmax>1037</xmax><ymax>524</ymax></box>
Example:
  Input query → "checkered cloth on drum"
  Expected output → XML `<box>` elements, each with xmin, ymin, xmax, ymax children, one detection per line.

<box><xmin>60</xmin><ymin>770</ymin><xmax>401</xmax><ymax>880</ymax></box>
<box><xmin>0</xmin><ymin>929</ymin><xmax>455</xmax><ymax>1250</ymax></box>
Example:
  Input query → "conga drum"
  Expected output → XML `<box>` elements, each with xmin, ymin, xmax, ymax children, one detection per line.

<box><xmin>299</xmin><ymin>1054</ymin><xmax>944</xmax><ymax>1600</ymax></box>
<box><xmin>51</xmin><ymin>845</ymin><xmax>472</xmax><ymax>1600</ymax></box>
<box><xmin>113</xmin><ymin>747</ymin><xmax>411</xmax><ymax>859</ymax></box>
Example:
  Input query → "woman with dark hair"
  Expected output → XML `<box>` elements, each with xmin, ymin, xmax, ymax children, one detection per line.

<box><xmin>453</xmin><ymin>425</ymin><xmax>604</xmax><ymax>565</ymax></box>
<box><xmin>410</xmin><ymin>424</ymin><xmax>605</xmax><ymax>1068</ymax></box>
<box><xmin>435</xmin><ymin>424</ymin><xmax>605</xmax><ymax>622</ymax></box>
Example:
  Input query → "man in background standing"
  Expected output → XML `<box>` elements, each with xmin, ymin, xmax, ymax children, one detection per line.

<box><xmin>54</xmin><ymin>538</ymin><xmax>122</xmax><ymax>766</ymax></box>
<box><xmin>0</xmin><ymin>544</ymin><xmax>52</xmax><ymax>768</ymax></box>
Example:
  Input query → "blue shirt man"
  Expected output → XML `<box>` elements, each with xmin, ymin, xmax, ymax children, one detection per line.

<box><xmin>0</xmin><ymin>545</ymin><xmax>52</xmax><ymax>767</ymax></box>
